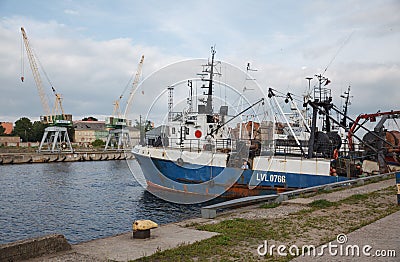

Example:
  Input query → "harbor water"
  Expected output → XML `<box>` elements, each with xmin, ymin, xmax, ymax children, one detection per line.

<box><xmin>0</xmin><ymin>160</ymin><xmax>200</xmax><ymax>244</ymax></box>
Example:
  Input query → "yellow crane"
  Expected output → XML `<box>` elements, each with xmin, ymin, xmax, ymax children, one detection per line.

<box><xmin>106</xmin><ymin>55</ymin><xmax>144</xmax><ymax>129</ymax></box>
<box><xmin>20</xmin><ymin>27</ymin><xmax>73</xmax><ymax>152</ymax></box>
<box><xmin>20</xmin><ymin>27</ymin><xmax>71</xmax><ymax>126</ymax></box>
<box><xmin>124</xmin><ymin>55</ymin><xmax>145</xmax><ymax>118</ymax></box>
<box><xmin>105</xmin><ymin>55</ymin><xmax>144</xmax><ymax>150</ymax></box>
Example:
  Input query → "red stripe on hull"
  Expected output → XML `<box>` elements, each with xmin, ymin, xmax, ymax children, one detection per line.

<box><xmin>146</xmin><ymin>180</ymin><xmax>298</xmax><ymax>199</ymax></box>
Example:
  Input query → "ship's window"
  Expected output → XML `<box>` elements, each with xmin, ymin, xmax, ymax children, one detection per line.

<box><xmin>172</xmin><ymin>127</ymin><xmax>176</xmax><ymax>134</ymax></box>
<box><xmin>185</xmin><ymin>127</ymin><xmax>189</xmax><ymax>135</ymax></box>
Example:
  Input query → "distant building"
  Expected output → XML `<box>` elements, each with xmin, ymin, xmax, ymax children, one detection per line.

<box><xmin>73</xmin><ymin>121</ymin><xmax>108</xmax><ymax>146</ymax></box>
<box><xmin>0</xmin><ymin>136</ymin><xmax>20</xmax><ymax>146</ymax></box>
<box><xmin>0</xmin><ymin>122</ymin><xmax>13</xmax><ymax>134</ymax></box>
<box><xmin>127</xmin><ymin>126</ymin><xmax>140</xmax><ymax>145</ymax></box>
<box><xmin>73</xmin><ymin>120</ymin><xmax>140</xmax><ymax>147</ymax></box>
<box><xmin>145</xmin><ymin>125</ymin><xmax>169</xmax><ymax>146</ymax></box>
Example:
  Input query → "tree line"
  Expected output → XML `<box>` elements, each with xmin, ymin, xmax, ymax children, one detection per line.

<box><xmin>0</xmin><ymin>117</ymin><xmax>74</xmax><ymax>142</ymax></box>
<box><xmin>1</xmin><ymin>116</ymin><xmax>151</xmax><ymax>143</ymax></box>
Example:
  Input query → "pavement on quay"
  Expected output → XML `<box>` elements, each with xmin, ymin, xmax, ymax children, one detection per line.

<box><xmin>292</xmin><ymin>210</ymin><xmax>399</xmax><ymax>262</ymax></box>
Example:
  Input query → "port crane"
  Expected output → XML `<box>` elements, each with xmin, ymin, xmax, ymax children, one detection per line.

<box><xmin>20</xmin><ymin>27</ymin><xmax>73</xmax><ymax>153</ymax></box>
<box><xmin>104</xmin><ymin>55</ymin><xmax>144</xmax><ymax>150</ymax></box>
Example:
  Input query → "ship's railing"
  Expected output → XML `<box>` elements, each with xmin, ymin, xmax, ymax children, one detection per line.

<box><xmin>145</xmin><ymin>135</ymin><xmax>369</xmax><ymax>160</ymax></box>
<box><xmin>175</xmin><ymin>138</ymin><xmax>202</xmax><ymax>152</ymax></box>
<box><xmin>273</xmin><ymin>139</ymin><xmax>309</xmax><ymax>156</ymax></box>
<box><xmin>146</xmin><ymin>137</ymin><xmax>234</xmax><ymax>153</ymax></box>
<box><xmin>272</xmin><ymin>137</ymin><xmax>368</xmax><ymax>159</ymax></box>
<box><xmin>169</xmin><ymin>112</ymin><xmax>183</xmax><ymax>121</ymax></box>
<box><xmin>313</xmin><ymin>86</ymin><xmax>332</xmax><ymax>103</ymax></box>
<box><xmin>215</xmin><ymin>139</ymin><xmax>232</xmax><ymax>150</ymax></box>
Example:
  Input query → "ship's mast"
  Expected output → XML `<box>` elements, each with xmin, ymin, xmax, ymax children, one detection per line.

<box><xmin>203</xmin><ymin>46</ymin><xmax>216</xmax><ymax>114</ymax></box>
<box><xmin>168</xmin><ymin>86</ymin><xmax>174</xmax><ymax>121</ymax></box>
<box><xmin>340</xmin><ymin>86</ymin><xmax>351</xmax><ymax>130</ymax></box>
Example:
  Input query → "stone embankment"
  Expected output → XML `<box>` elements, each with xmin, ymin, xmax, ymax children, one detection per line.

<box><xmin>0</xmin><ymin>234</ymin><xmax>71</xmax><ymax>261</ymax></box>
<box><xmin>0</xmin><ymin>151</ymin><xmax>134</xmax><ymax>165</ymax></box>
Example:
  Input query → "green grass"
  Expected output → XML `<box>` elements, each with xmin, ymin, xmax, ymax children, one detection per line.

<box><xmin>308</xmin><ymin>199</ymin><xmax>337</xmax><ymax>209</ymax></box>
<box><xmin>341</xmin><ymin>193</ymin><xmax>369</xmax><ymax>204</ymax></box>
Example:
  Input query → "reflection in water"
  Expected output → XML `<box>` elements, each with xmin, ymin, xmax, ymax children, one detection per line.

<box><xmin>0</xmin><ymin>160</ymin><xmax>200</xmax><ymax>244</ymax></box>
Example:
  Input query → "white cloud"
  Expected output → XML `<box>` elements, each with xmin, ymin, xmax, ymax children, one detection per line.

<box><xmin>0</xmin><ymin>0</ymin><xmax>399</xmax><ymax>126</ymax></box>
<box><xmin>0</xmin><ymin>17</ymin><xmax>180</xmax><ymax>122</ymax></box>
<box><xmin>64</xmin><ymin>9</ymin><xmax>79</xmax><ymax>16</ymax></box>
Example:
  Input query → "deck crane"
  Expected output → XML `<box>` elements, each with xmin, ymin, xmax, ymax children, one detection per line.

<box><xmin>20</xmin><ymin>27</ymin><xmax>73</xmax><ymax>153</ymax></box>
<box><xmin>104</xmin><ymin>55</ymin><xmax>144</xmax><ymax>150</ymax></box>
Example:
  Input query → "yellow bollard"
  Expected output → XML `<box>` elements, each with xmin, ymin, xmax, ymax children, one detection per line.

<box><xmin>132</xmin><ymin>220</ymin><xmax>158</xmax><ymax>239</ymax></box>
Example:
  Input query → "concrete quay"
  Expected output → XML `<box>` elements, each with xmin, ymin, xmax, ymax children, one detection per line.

<box><xmin>28</xmin><ymin>224</ymin><xmax>219</xmax><ymax>262</ymax></box>
<box><xmin>292</xmin><ymin>211</ymin><xmax>400</xmax><ymax>262</ymax></box>
<box><xmin>0</xmin><ymin>151</ymin><xmax>134</xmax><ymax>165</ymax></box>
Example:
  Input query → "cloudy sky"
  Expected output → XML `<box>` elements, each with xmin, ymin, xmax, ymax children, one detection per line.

<box><xmin>0</xmin><ymin>0</ymin><xmax>399</xmax><ymax>124</ymax></box>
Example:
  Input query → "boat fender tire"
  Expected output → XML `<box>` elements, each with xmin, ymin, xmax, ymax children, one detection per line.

<box><xmin>177</xmin><ymin>158</ymin><xmax>184</xmax><ymax>166</ymax></box>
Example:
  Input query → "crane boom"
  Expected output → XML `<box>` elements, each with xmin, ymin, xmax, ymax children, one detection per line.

<box><xmin>112</xmin><ymin>98</ymin><xmax>122</xmax><ymax>118</ymax></box>
<box><xmin>104</xmin><ymin>55</ymin><xmax>144</xmax><ymax>150</ymax></box>
<box><xmin>124</xmin><ymin>55</ymin><xmax>144</xmax><ymax>117</ymax></box>
<box><xmin>20</xmin><ymin>27</ymin><xmax>51</xmax><ymax>117</ymax></box>
<box><xmin>348</xmin><ymin>110</ymin><xmax>400</xmax><ymax>150</ymax></box>
<box><xmin>105</xmin><ymin>55</ymin><xmax>144</xmax><ymax>130</ymax></box>
<box><xmin>49</xmin><ymin>86</ymin><xmax>66</xmax><ymax>116</ymax></box>
<box><xmin>21</xmin><ymin>27</ymin><xmax>71</xmax><ymax>126</ymax></box>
